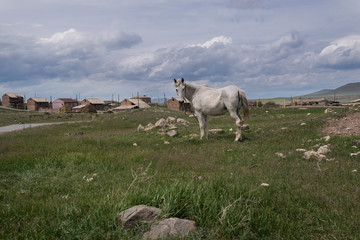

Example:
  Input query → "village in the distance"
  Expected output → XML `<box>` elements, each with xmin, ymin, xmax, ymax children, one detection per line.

<box><xmin>0</xmin><ymin>93</ymin><xmax>195</xmax><ymax>113</ymax></box>
<box><xmin>2</xmin><ymin>82</ymin><xmax>360</xmax><ymax>113</ymax></box>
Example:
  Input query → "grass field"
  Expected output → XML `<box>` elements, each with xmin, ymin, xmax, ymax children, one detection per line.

<box><xmin>1</xmin><ymin>106</ymin><xmax>360</xmax><ymax>239</ymax></box>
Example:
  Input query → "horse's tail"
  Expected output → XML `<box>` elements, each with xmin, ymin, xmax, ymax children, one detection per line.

<box><xmin>238</xmin><ymin>90</ymin><xmax>250</xmax><ymax>119</ymax></box>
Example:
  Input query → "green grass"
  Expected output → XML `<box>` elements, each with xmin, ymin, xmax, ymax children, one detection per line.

<box><xmin>1</xmin><ymin>107</ymin><xmax>360</xmax><ymax>239</ymax></box>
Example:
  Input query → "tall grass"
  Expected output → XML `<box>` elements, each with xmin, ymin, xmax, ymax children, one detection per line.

<box><xmin>1</xmin><ymin>107</ymin><xmax>360</xmax><ymax>239</ymax></box>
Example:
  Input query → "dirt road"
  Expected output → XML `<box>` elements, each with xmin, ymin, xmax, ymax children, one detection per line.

<box><xmin>0</xmin><ymin>122</ymin><xmax>80</xmax><ymax>135</ymax></box>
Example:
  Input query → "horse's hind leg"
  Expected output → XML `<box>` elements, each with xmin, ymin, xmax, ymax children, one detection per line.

<box><xmin>229</xmin><ymin>110</ymin><xmax>243</xmax><ymax>142</ymax></box>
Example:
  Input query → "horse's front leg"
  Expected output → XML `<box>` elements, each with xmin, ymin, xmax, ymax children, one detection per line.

<box><xmin>195</xmin><ymin>111</ymin><xmax>206</xmax><ymax>140</ymax></box>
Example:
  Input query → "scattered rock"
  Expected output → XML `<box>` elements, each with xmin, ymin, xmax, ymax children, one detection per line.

<box><xmin>197</xmin><ymin>176</ymin><xmax>204</xmax><ymax>180</ymax></box>
<box><xmin>296</xmin><ymin>148</ymin><xmax>307</xmax><ymax>152</ymax></box>
<box><xmin>164</xmin><ymin>141</ymin><xmax>170</xmax><ymax>145</ymax></box>
<box><xmin>166</xmin><ymin>117</ymin><xmax>176</xmax><ymax>124</ymax></box>
<box><xmin>281</xmin><ymin>127</ymin><xmax>288</xmax><ymax>130</ymax></box>
<box><xmin>144</xmin><ymin>123</ymin><xmax>156</xmax><ymax>131</ymax></box>
<box><xmin>317</xmin><ymin>145</ymin><xmax>331</xmax><ymax>155</ymax></box>
<box><xmin>301</xmin><ymin>123</ymin><xmax>306</xmax><ymax>126</ymax></box>
<box><xmin>167</xmin><ymin>130</ymin><xmax>178</xmax><ymax>137</ymax></box>
<box><xmin>352</xmin><ymin>169</ymin><xmax>357</xmax><ymax>172</ymax></box>
<box><xmin>155</xmin><ymin>118</ymin><xmax>167</xmax><ymax>128</ymax></box>
<box><xmin>350</xmin><ymin>151</ymin><xmax>360</xmax><ymax>156</ymax></box>
<box><xmin>260</xmin><ymin>183</ymin><xmax>270</xmax><ymax>187</ymax></box>
<box><xmin>189</xmin><ymin>133</ymin><xmax>199</xmax><ymax>139</ymax></box>
<box><xmin>324</xmin><ymin>108</ymin><xmax>333</xmax><ymax>114</ymax></box>
<box><xmin>142</xmin><ymin>218</ymin><xmax>196</xmax><ymax>240</ymax></box>
<box><xmin>275</xmin><ymin>152</ymin><xmax>286</xmax><ymax>158</ymax></box>
<box><xmin>241</xmin><ymin>124</ymin><xmax>250</xmax><ymax>130</ymax></box>
<box><xmin>167</xmin><ymin>124</ymin><xmax>177</xmax><ymax>130</ymax></box>
<box><xmin>137</xmin><ymin>124</ymin><xmax>145</xmax><ymax>131</ymax></box>
<box><xmin>18</xmin><ymin>189</ymin><xmax>30</xmax><ymax>194</ymax></box>
<box><xmin>307</xmin><ymin>113</ymin><xmax>311</xmax><ymax>116</ymax></box>
<box><xmin>118</xmin><ymin>205</ymin><xmax>161</xmax><ymax>230</ymax></box>
<box><xmin>304</xmin><ymin>150</ymin><xmax>327</xmax><ymax>161</ymax></box>
<box><xmin>209</xmin><ymin>129</ymin><xmax>224</xmax><ymax>134</ymax></box>
<box><xmin>323</xmin><ymin>136</ymin><xmax>331</xmax><ymax>142</ymax></box>
<box><xmin>133</xmin><ymin>143</ymin><xmax>138</xmax><ymax>147</ymax></box>
<box><xmin>65</xmin><ymin>131</ymin><xmax>83</xmax><ymax>136</ymax></box>
<box><xmin>176</xmin><ymin>118</ymin><xmax>189</xmax><ymax>125</ymax></box>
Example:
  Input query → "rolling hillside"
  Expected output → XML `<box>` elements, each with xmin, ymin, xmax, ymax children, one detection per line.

<box><xmin>304</xmin><ymin>82</ymin><xmax>360</xmax><ymax>97</ymax></box>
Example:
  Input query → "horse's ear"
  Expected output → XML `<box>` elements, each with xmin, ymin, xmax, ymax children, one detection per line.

<box><xmin>181</xmin><ymin>78</ymin><xmax>184</xmax><ymax>83</ymax></box>
<box><xmin>174</xmin><ymin>78</ymin><xmax>177</xmax><ymax>83</ymax></box>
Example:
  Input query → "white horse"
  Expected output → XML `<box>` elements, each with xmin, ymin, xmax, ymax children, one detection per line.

<box><xmin>174</xmin><ymin>78</ymin><xmax>249</xmax><ymax>141</ymax></box>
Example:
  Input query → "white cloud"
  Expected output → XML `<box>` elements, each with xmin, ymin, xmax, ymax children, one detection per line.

<box><xmin>318</xmin><ymin>35</ymin><xmax>360</xmax><ymax>69</ymax></box>
<box><xmin>195</xmin><ymin>36</ymin><xmax>232</xmax><ymax>48</ymax></box>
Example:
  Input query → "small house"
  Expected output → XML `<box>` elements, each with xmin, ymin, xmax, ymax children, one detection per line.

<box><xmin>27</xmin><ymin>98</ymin><xmax>50</xmax><ymax>111</ymax></box>
<box><xmin>167</xmin><ymin>97</ymin><xmax>192</xmax><ymax>112</ymax></box>
<box><xmin>114</xmin><ymin>98</ymin><xmax>150</xmax><ymax>112</ymax></box>
<box><xmin>52</xmin><ymin>98</ymin><xmax>78</xmax><ymax>111</ymax></box>
<box><xmin>2</xmin><ymin>93</ymin><xmax>24</xmax><ymax>108</ymax></box>
<box><xmin>131</xmin><ymin>95</ymin><xmax>151</xmax><ymax>104</ymax></box>
<box><xmin>80</xmin><ymin>98</ymin><xmax>106</xmax><ymax>111</ymax></box>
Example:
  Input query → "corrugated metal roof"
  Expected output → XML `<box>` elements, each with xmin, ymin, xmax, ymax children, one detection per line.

<box><xmin>113</xmin><ymin>105</ymin><xmax>138</xmax><ymax>110</ymax></box>
<box><xmin>5</xmin><ymin>93</ymin><xmax>24</xmax><ymax>98</ymax></box>
<box><xmin>128</xmin><ymin>99</ymin><xmax>150</xmax><ymax>108</ymax></box>
<box><xmin>84</xmin><ymin>98</ymin><xmax>105</xmax><ymax>104</ymax></box>
<box><xmin>55</xmin><ymin>98</ymin><xmax>78</xmax><ymax>103</ymax></box>
<box><xmin>30</xmin><ymin>97</ymin><xmax>49</xmax><ymax>103</ymax></box>
<box><xmin>73</xmin><ymin>104</ymin><xmax>86</xmax><ymax>109</ymax></box>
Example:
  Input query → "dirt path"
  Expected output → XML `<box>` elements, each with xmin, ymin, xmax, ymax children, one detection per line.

<box><xmin>0</xmin><ymin>121</ymin><xmax>81</xmax><ymax>135</ymax></box>
<box><xmin>322</xmin><ymin>112</ymin><xmax>360</xmax><ymax>136</ymax></box>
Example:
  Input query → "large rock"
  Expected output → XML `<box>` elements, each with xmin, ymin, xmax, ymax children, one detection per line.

<box><xmin>155</xmin><ymin>118</ymin><xmax>167</xmax><ymax>128</ymax></box>
<box><xmin>142</xmin><ymin>218</ymin><xmax>196</xmax><ymax>240</ymax></box>
<box><xmin>118</xmin><ymin>205</ymin><xmax>161</xmax><ymax>230</ymax></box>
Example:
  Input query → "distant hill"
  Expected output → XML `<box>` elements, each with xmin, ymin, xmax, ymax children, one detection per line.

<box><xmin>303</xmin><ymin>82</ymin><xmax>360</xmax><ymax>97</ymax></box>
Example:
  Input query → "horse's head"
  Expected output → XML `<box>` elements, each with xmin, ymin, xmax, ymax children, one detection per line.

<box><xmin>174</xmin><ymin>78</ymin><xmax>185</xmax><ymax>103</ymax></box>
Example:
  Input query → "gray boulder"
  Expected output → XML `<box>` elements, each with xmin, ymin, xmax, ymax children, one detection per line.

<box><xmin>143</xmin><ymin>218</ymin><xmax>196</xmax><ymax>240</ymax></box>
<box><xmin>118</xmin><ymin>205</ymin><xmax>161</xmax><ymax>230</ymax></box>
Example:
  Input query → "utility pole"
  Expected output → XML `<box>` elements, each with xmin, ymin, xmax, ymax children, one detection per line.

<box><xmin>137</xmin><ymin>92</ymin><xmax>139</xmax><ymax>107</ymax></box>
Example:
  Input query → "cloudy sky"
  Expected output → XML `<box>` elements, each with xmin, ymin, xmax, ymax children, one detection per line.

<box><xmin>1</xmin><ymin>0</ymin><xmax>360</xmax><ymax>101</ymax></box>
